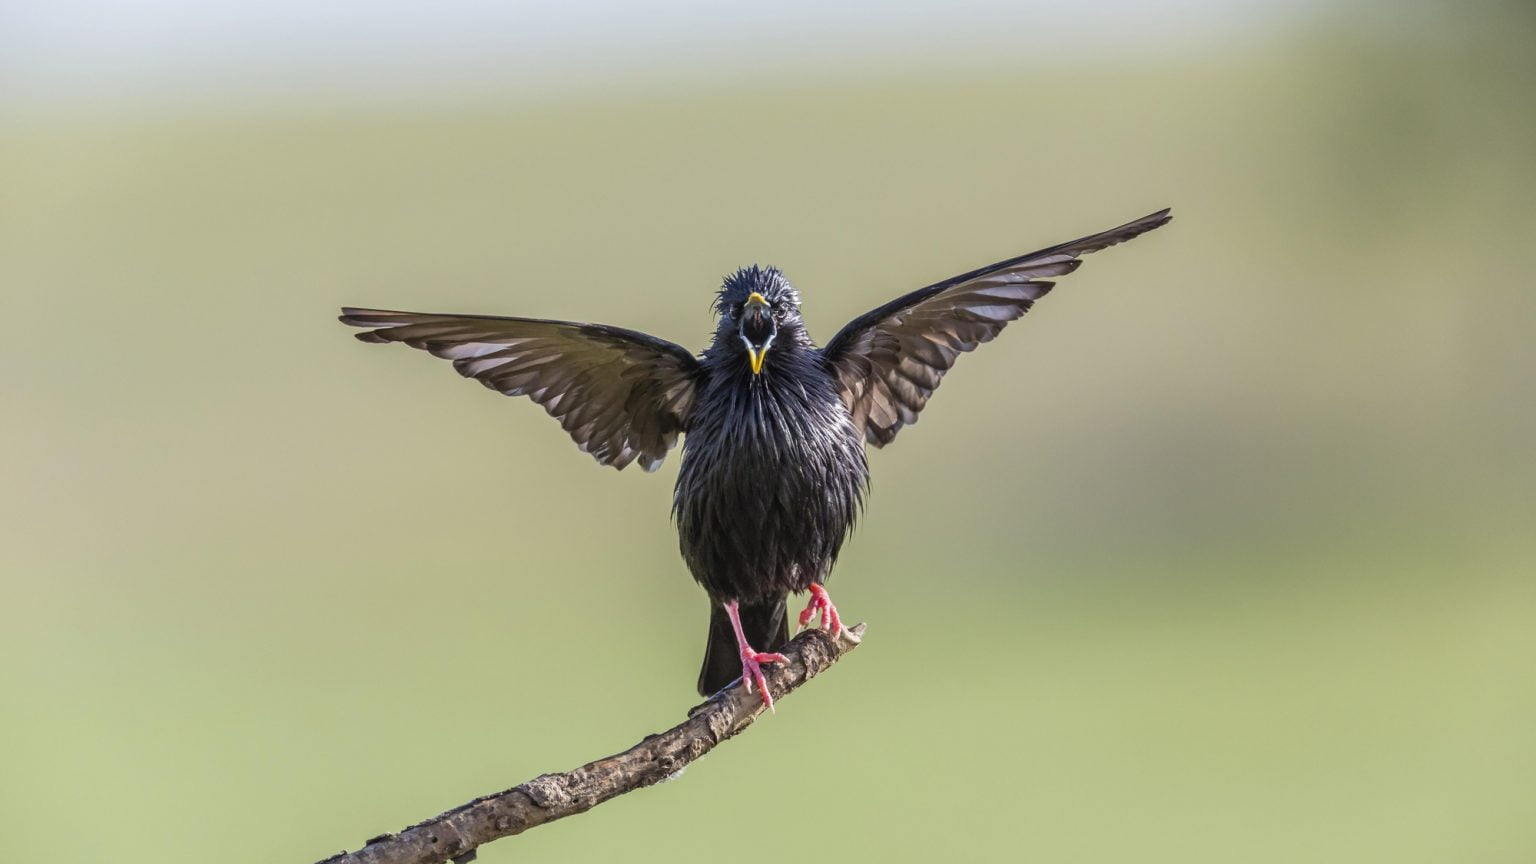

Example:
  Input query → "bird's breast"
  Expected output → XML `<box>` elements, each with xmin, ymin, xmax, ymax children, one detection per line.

<box><xmin>672</xmin><ymin>368</ymin><xmax>868</xmax><ymax>599</ymax></box>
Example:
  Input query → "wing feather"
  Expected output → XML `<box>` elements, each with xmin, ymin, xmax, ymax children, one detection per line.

<box><xmin>340</xmin><ymin>308</ymin><xmax>699</xmax><ymax>471</ymax></box>
<box><xmin>822</xmin><ymin>209</ymin><xmax>1171</xmax><ymax>447</ymax></box>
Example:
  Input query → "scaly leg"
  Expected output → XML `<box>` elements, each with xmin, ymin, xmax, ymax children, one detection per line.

<box><xmin>725</xmin><ymin>600</ymin><xmax>789</xmax><ymax>712</ymax></box>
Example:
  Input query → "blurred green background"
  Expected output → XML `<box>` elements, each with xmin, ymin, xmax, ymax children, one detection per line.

<box><xmin>3</xmin><ymin>1</ymin><xmax>1534</xmax><ymax>862</ymax></box>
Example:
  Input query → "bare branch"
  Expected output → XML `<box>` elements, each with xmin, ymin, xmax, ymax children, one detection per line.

<box><xmin>313</xmin><ymin>623</ymin><xmax>866</xmax><ymax>864</ymax></box>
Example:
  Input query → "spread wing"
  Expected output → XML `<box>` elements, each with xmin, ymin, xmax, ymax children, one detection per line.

<box><xmin>340</xmin><ymin>308</ymin><xmax>699</xmax><ymax>471</ymax></box>
<box><xmin>822</xmin><ymin>209</ymin><xmax>1171</xmax><ymax>447</ymax></box>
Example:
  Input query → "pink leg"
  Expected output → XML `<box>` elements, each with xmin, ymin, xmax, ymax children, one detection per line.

<box><xmin>796</xmin><ymin>582</ymin><xmax>843</xmax><ymax>638</ymax></box>
<box><xmin>725</xmin><ymin>600</ymin><xmax>789</xmax><ymax>713</ymax></box>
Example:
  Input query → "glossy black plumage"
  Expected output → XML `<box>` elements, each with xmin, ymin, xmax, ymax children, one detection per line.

<box><xmin>678</xmin><ymin>268</ymin><xmax>869</xmax><ymax>693</ymax></box>
<box><xmin>340</xmin><ymin>208</ymin><xmax>1172</xmax><ymax>698</ymax></box>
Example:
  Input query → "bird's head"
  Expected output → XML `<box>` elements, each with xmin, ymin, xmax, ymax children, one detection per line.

<box><xmin>712</xmin><ymin>265</ymin><xmax>806</xmax><ymax>376</ymax></box>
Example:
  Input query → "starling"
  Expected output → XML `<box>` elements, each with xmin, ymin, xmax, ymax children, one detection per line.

<box><xmin>340</xmin><ymin>208</ymin><xmax>1170</xmax><ymax>709</ymax></box>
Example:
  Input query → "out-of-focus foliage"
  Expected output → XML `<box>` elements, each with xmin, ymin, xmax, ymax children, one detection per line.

<box><xmin>2</xmin><ymin>3</ymin><xmax>1532</xmax><ymax>862</ymax></box>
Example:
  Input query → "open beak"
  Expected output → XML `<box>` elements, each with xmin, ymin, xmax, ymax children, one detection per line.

<box><xmin>740</xmin><ymin>292</ymin><xmax>774</xmax><ymax>376</ymax></box>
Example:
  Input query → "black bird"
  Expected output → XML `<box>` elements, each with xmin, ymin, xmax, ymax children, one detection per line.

<box><xmin>340</xmin><ymin>209</ymin><xmax>1171</xmax><ymax>709</ymax></box>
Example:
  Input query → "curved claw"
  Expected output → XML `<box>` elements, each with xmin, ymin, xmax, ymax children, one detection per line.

<box><xmin>740</xmin><ymin>650</ymin><xmax>789</xmax><ymax>712</ymax></box>
<box><xmin>797</xmin><ymin>583</ymin><xmax>844</xmax><ymax>638</ymax></box>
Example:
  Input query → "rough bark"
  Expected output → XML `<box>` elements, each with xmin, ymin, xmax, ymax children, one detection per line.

<box><xmin>313</xmin><ymin>623</ymin><xmax>865</xmax><ymax>864</ymax></box>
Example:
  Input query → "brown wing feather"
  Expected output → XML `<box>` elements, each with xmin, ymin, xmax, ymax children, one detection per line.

<box><xmin>822</xmin><ymin>209</ymin><xmax>1171</xmax><ymax>447</ymax></box>
<box><xmin>340</xmin><ymin>308</ymin><xmax>699</xmax><ymax>471</ymax></box>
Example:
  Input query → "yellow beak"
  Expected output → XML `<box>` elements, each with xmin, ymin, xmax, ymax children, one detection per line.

<box><xmin>744</xmin><ymin>292</ymin><xmax>771</xmax><ymax>375</ymax></box>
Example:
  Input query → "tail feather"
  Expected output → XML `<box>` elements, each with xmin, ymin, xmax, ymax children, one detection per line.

<box><xmin>697</xmin><ymin>597</ymin><xmax>789</xmax><ymax>696</ymax></box>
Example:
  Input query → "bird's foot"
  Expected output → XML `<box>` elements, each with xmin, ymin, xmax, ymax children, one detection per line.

<box><xmin>797</xmin><ymin>582</ymin><xmax>844</xmax><ymax>638</ymax></box>
<box><xmin>740</xmin><ymin>647</ymin><xmax>789</xmax><ymax>712</ymax></box>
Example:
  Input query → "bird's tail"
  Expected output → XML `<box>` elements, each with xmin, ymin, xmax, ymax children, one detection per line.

<box><xmin>697</xmin><ymin>597</ymin><xmax>789</xmax><ymax>697</ymax></box>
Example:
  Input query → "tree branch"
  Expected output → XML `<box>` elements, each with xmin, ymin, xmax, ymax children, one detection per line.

<box><xmin>313</xmin><ymin>623</ymin><xmax>866</xmax><ymax>864</ymax></box>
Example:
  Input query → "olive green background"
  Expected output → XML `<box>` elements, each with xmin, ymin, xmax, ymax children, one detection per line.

<box><xmin>3</xmin><ymin>4</ymin><xmax>1534</xmax><ymax>862</ymax></box>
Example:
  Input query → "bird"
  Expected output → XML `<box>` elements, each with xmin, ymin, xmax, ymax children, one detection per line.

<box><xmin>340</xmin><ymin>208</ymin><xmax>1171</xmax><ymax>710</ymax></box>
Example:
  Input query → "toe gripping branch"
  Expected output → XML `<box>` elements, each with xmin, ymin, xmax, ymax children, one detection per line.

<box><xmin>725</xmin><ymin>585</ymin><xmax>849</xmax><ymax>713</ymax></box>
<box><xmin>723</xmin><ymin>600</ymin><xmax>789</xmax><ymax>712</ymax></box>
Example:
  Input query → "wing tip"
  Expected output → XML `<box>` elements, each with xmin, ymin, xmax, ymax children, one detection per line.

<box><xmin>341</xmin><ymin>307</ymin><xmax>408</xmax><ymax>341</ymax></box>
<box><xmin>1116</xmin><ymin>207</ymin><xmax>1174</xmax><ymax>237</ymax></box>
<box><xmin>1061</xmin><ymin>206</ymin><xmax>1173</xmax><ymax>259</ymax></box>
